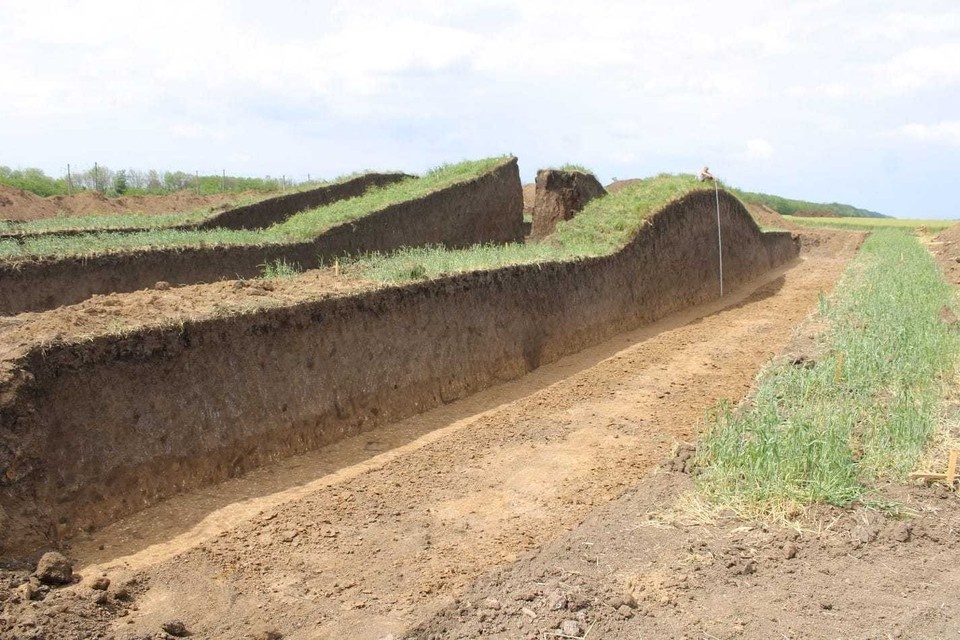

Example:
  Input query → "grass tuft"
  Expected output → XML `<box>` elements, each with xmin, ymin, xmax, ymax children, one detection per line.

<box><xmin>259</xmin><ymin>258</ymin><xmax>302</xmax><ymax>279</ymax></box>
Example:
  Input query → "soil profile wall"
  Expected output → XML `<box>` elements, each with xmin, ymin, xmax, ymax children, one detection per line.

<box><xmin>0</xmin><ymin>159</ymin><xmax>523</xmax><ymax>315</ymax></box>
<box><xmin>0</xmin><ymin>190</ymin><xmax>798</xmax><ymax>556</ymax></box>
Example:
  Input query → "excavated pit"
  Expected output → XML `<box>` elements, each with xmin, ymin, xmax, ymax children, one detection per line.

<box><xmin>0</xmin><ymin>189</ymin><xmax>798</xmax><ymax>558</ymax></box>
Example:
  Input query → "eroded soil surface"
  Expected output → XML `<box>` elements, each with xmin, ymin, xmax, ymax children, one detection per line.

<box><xmin>0</xmin><ymin>227</ymin><xmax>874</xmax><ymax>639</ymax></box>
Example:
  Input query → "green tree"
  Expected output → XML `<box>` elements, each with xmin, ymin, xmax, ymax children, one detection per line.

<box><xmin>113</xmin><ymin>170</ymin><xmax>128</xmax><ymax>195</ymax></box>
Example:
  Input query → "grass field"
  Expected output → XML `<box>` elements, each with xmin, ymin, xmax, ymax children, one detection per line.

<box><xmin>0</xmin><ymin>159</ymin><xmax>501</xmax><ymax>261</ymax></box>
<box><xmin>789</xmin><ymin>216</ymin><xmax>954</xmax><ymax>233</ymax></box>
<box><xmin>345</xmin><ymin>173</ymin><xmax>705</xmax><ymax>283</ymax></box>
<box><xmin>694</xmin><ymin>230</ymin><xmax>959</xmax><ymax>517</ymax></box>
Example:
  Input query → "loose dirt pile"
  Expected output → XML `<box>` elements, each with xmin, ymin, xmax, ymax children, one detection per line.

<box><xmin>0</xmin><ymin>185</ymin><xmax>250</xmax><ymax>222</ymax></box>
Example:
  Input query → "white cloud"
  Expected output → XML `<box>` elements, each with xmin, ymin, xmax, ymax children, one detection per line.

<box><xmin>785</xmin><ymin>82</ymin><xmax>854</xmax><ymax>99</ymax></box>
<box><xmin>883</xmin><ymin>43</ymin><xmax>960</xmax><ymax>90</ymax></box>
<box><xmin>893</xmin><ymin>121</ymin><xmax>960</xmax><ymax>146</ymax></box>
<box><xmin>168</xmin><ymin>124</ymin><xmax>228</xmax><ymax>141</ymax></box>
<box><xmin>744</xmin><ymin>139</ymin><xmax>775</xmax><ymax>160</ymax></box>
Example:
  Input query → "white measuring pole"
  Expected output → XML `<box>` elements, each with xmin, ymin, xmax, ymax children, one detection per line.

<box><xmin>715</xmin><ymin>179</ymin><xmax>723</xmax><ymax>297</ymax></box>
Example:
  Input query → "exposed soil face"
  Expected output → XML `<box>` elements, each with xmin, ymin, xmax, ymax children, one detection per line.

<box><xmin>0</xmin><ymin>185</ymin><xmax>249</xmax><ymax>222</ymax></box>
<box><xmin>930</xmin><ymin>222</ymin><xmax>960</xmax><ymax>285</ymax></box>
<box><xmin>0</xmin><ymin>226</ymin><xmax>855</xmax><ymax>639</ymax></box>
<box><xmin>529</xmin><ymin>169</ymin><xmax>606</xmax><ymax>239</ymax></box>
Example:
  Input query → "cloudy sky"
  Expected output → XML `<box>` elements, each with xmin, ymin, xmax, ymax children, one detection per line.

<box><xmin>2</xmin><ymin>0</ymin><xmax>958</xmax><ymax>218</ymax></box>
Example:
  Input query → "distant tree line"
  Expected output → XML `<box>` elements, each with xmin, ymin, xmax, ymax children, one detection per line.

<box><xmin>734</xmin><ymin>188</ymin><xmax>889</xmax><ymax>219</ymax></box>
<box><xmin>0</xmin><ymin>165</ymin><xmax>309</xmax><ymax>198</ymax></box>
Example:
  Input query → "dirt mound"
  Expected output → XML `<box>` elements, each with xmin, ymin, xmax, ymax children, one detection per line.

<box><xmin>0</xmin><ymin>185</ymin><xmax>60</xmax><ymax>220</ymax></box>
<box><xmin>743</xmin><ymin>202</ymin><xmax>795</xmax><ymax>230</ymax></box>
<box><xmin>0</xmin><ymin>187</ymin><xmax>251</xmax><ymax>222</ymax></box>
<box><xmin>930</xmin><ymin>222</ymin><xmax>960</xmax><ymax>285</ymax></box>
<box><xmin>794</xmin><ymin>208</ymin><xmax>840</xmax><ymax>218</ymax></box>
<box><xmin>0</xmin><ymin>160</ymin><xmax>523</xmax><ymax>315</ymax></box>
<box><xmin>530</xmin><ymin>169</ymin><xmax>606</xmax><ymax>239</ymax></box>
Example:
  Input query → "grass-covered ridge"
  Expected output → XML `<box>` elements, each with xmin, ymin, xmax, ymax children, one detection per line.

<box><xmin>345</xmin><ymin>173</ymin><xmax>706</xmax><ymax>283</ymax></box>
<box><xmin>695</xmin><ymin>230</ymin><xmax>960</xmax><ymax>517</ymax></box>
<box><xmin>733</xmin><ymin>188</ymin><xmax>888</xmax><ymax>219</ymax></box>
<box><xmin>0</xmin><ymin>158</ymin><xmax>506</xmax><ymax>261</ymax></box>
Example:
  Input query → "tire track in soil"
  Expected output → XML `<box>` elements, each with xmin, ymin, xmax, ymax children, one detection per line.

<box><xmin>75</xmin><ymin>234</ymin><xmax>859</xmax><ymax>640</ymax></box>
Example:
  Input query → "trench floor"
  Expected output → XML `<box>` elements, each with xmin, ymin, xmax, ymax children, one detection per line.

<box><xmin>68</xmin><ymin>233</ymin><xmax>861</xmax><ymax>640</ymax></box>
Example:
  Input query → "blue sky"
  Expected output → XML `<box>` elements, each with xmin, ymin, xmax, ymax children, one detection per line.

<box><xmin>2</xmin><ymin>0</ymin><xmax>958</xmax><ymax>218</ymax></box>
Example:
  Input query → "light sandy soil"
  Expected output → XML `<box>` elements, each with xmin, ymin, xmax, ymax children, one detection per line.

<box><xmin>0</xmin><ymin>229</ymin><xmax>870</xmax><ymax>639</ymax></box>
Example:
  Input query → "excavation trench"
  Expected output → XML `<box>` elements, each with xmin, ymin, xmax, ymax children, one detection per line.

<box><xmin>74</xmin><ymin>231</ymin><xmax>859</xmax><ymax>640</ymax></box>
<box><xmin>0</xmin><ymin>190</ymin><xmax>796</xmax><ymax>556</ymax></box>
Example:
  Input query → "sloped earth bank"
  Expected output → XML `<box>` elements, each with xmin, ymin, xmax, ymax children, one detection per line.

<box><xmin>1</xmin><ymin>231</ymin><xmax>861</xmax><ymax>639</ymax></box>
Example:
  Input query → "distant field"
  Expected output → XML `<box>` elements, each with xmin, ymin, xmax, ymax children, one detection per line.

<box><xmin>789</xmin><ymin>216</ymin><xmax>955</xmax><ymax>233</ymax></box>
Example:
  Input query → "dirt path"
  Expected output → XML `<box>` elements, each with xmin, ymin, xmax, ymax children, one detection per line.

<box><xmin>9</xmin><ymin>232</ymin><xmax>851</xmax><ymax>639</ymax></box>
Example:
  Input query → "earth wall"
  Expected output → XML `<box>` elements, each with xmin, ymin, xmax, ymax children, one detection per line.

<box><xmin>0</xmin><ymin>159</ymin><xmax>523</xmax><ymax>315</ymax></box>
<box><xmin>0</xmin><ymin>189</ymin><xmax>798</xmax><ymax>555</ymax></box>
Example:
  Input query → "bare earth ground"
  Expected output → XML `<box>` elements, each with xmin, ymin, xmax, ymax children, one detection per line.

<box><xmin>0</xmin><ymin>185</ymin><xmax>253</xmax><ymax>222</ymax></box>
<box><xmin>1</xmin><ymin>226</ymin><xmax>889</xmax><ymax>639</ymax></box>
